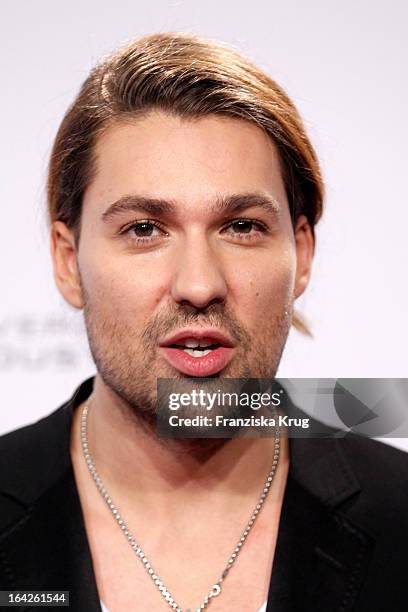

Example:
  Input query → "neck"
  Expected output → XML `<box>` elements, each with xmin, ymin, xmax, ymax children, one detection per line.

<box><xmin>71</xmin><ymin>374</ymin><xmax>290</xmax><ymax>520</ymax></box>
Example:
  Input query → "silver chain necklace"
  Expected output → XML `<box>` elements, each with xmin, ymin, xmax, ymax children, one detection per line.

<box><xmin>80</xmin><ymin>397</ymin><xmax>281</xmax><ymax>612</ymax></box>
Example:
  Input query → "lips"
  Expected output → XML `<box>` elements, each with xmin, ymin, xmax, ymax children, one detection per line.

<box><xmin>159</xmin><ymin>328</ymin><xmax>235</xmax><ymax>376</ymax></box>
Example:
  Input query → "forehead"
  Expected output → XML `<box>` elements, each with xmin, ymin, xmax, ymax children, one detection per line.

<box><xmin>84</xmin><ymin>111</ymin><xmax>288</xmax><ymax>216</ymax></box>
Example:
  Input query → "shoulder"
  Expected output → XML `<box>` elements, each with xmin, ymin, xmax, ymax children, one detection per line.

<box><xmin>339</xmin><ymin>433</ymin><xmax>408</xmax><ymax>487</ymax></box>
<box><xmin>0</xmin><ymin>405</ymin><xmax>72</xmax><ymax>510</ymax></box>
<box><xmin>335</xmin><ymin>434</ymin><xmax>408</xmax><ymax>532</ymax></box>
<box><xmin>0</xmin><ymin>377</ymin><xmax>96</xmax><ymax>537</ymax></box>
<box><xmin>0</xmin><ymin>404</ymin><xmax>69</xmax><ymax>457</ymax></box>
<box><xmin>0</xmin><ymin>378</ymin><xmax>93</xmax><ymax>509</ymax></box>
<box><xmin>290</xmin><ymin>424</ymin><xmax>408</xmax><ymax>535</ymax></box>
<box><xmin>340</xmin><ymin>432</ymin><xmax>408</xmax><ymax>467</ymax></box>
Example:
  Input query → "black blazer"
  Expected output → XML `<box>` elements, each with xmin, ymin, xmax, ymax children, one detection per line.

<box><xmin>0</xmin><ymin>378</ymin><xmax>407</xmax><ymax>611</ymax></box>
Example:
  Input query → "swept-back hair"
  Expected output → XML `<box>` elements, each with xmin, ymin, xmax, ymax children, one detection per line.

<box><xmin>47</xmin><ymin>32</ymin><xmax>324</xmax><ymax>334</ymax></box>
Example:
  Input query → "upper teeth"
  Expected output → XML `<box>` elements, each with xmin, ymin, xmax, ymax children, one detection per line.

<box><xmin>183</xmin><ymin>338</ymin><xmax>214</xmax><ymax>348</ymax></box>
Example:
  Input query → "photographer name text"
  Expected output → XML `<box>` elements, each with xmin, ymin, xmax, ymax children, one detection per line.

<box><xmin>168</xmin><ymin>414</ymin><xmax>310</xmax><ymax>429</ymax></box>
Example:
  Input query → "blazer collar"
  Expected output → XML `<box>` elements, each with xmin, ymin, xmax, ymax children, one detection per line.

<box><xmin>0</xmin><ymin>378</ymin><xmax>373</xmax><ymax>611</ymax></box>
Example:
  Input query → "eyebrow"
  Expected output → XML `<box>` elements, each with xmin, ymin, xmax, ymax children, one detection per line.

<box><xmin>101</xmin><ymin>192</ymin><xmax>281</xmax><ymax>222</ymax></box>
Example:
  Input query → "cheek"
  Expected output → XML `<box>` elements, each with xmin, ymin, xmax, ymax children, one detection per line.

<box><xmin>229</xmin><ymin>247</ymin><xmax>296</xmax><ymax>316</ymax></box>
<box><xmin>78</xmin><ymin>246</ymin><xmax>169</xmax><ymax>319</ymax></box>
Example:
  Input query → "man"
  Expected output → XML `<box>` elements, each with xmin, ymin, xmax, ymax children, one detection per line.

<box><xmin>0</xmin><ymin>33</ymin><xmax>407</xmax><ymax>612</ymax></box>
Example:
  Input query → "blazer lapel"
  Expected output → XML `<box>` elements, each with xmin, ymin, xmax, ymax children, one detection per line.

<box><xmin>267</xmin><ymin>435</ymin><xmax>375</xmax><ymax>612</ymax></box>
<box><xmin>0</xmin><ymin>380</ymin><xmax>101</xmax><ymax>612</ymax></box>
<box><xmin>0</xmin><ymin>468</ymin><xmax>101</xmax><ymax>611</ymax></box>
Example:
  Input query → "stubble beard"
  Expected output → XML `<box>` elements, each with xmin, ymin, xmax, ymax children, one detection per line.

<box><xmin>82</xmin><ymin>285</ymin><xmax>293</xmax><ymax>436</ymax></box>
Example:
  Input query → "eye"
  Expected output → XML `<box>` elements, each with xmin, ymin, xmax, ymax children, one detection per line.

<box><xmin>130</xmin><ymin>221</ymin><xmax>159</xmax><ymax>237</ymax></box>
<box><xmin>222</xmin><ymin>218</ymin><xmax>268</xmax><ymax>240</ymax></box>
<box><xmin>121</xmin><ymin>220</ymin><xmax>167</xmax><ymax>244</ymax></box>
<box><xmin>229</xmin><ymin>220</ymin><xmax>257</xmax><ymax>234</ymax></box>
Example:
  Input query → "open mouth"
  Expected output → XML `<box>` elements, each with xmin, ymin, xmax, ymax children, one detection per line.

<box><xmin>168</xmin><ymin>339</ymin><xmax>221</xmax><ymax>358</ymax></box>
<box><xmin>159</xmin><ymin>331</ymin><xmax>235</xmax><ymax>376</ymax></box>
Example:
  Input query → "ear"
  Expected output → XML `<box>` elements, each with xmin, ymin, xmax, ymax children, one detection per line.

<box><xmin>293</xmin><ymin>214</ymin><xmax>315</xmax><ymax>299</ymax></box>
<box><xmin>50</xmin><ymin>221</ymin><xmax>83</xmax><ymax>309</ymax></box>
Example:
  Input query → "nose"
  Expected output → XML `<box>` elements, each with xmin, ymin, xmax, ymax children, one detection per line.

<box><xmin>170</xmin><ymin>233</ymin><xmax>228</xmax><ymax>309</ymax></box>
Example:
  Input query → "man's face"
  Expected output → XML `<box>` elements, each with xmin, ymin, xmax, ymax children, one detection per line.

<box><xmin>53</xmin><ymin>111</ymin><xmax>313</xmax><ymax>414</ymax></box>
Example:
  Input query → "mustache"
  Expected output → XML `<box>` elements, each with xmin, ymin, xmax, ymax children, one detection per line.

<box><xmin>141</xmin><ymin>302</ymin><xmax>251</xmax><ymax>347</ymax></box>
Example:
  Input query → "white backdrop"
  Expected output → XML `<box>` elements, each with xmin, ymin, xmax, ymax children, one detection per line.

<box><xmin>1</xmin><ymin>0</ymin><xmax>407</xmax><ymax>449</ymax></box>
